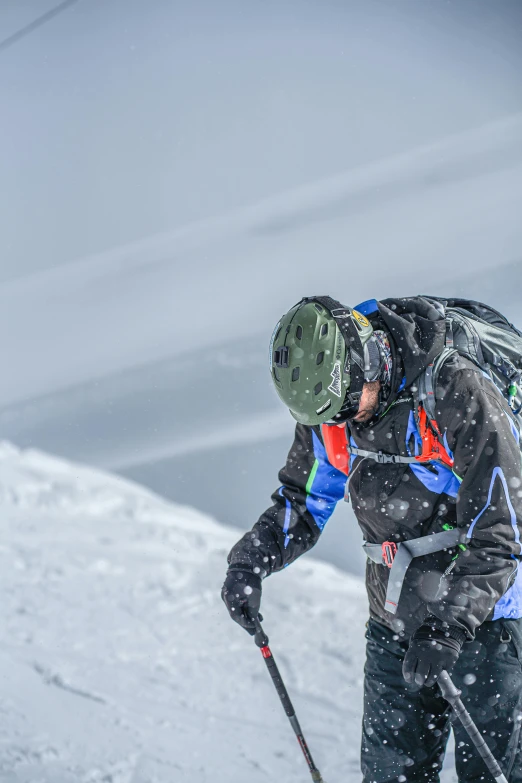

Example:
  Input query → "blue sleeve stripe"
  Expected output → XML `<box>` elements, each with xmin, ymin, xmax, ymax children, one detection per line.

<box><xmin>468</xmin><ymin>466</ymin><xmax>521</xmax><ymax>550</ymax></box>
<box><xmin>278</xmin><ymin>487</ymin><xmax>292</xmax><ymax>549</ymax></box>
<box><xmin>305</xmin><ymin>430</ymin><xmax>346</xmax><ymax>531</ymax></box>
<box><xmin>443</xmin><ymin>431</ymin><xmax>454</xmax><ymax>461</ymax></box>
<box><xmin>508</xmin><ymin>416</ymin><xmax>520</xmax><ymax>445</ymax></box>
<box><xmin>493</xmin><ymin>562</ymin><xmax>522</xmax><ymax>620</ymax></box>
<box><xmin>349</xmin><ymin>434</ymin><xmax>358</xmax><ymax>473</ymax></box>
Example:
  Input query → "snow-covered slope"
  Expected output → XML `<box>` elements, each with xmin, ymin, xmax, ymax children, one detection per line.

<box><xmin>0</xmin><ymin>442</ymin><xmax>375</xmax><ymax>782</ymax></box>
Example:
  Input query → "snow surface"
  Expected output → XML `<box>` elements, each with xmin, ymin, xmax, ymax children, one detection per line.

<box><xmin>0</xmin><ymin>442</ymin><xmax>460</xmax><ymax>782</ymax></box>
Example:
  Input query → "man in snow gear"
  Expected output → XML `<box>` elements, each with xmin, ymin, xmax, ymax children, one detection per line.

<box><xmin>222</xmin><ymin>296</ymin><xmax>522</xmax><ymax>782</ymax></box>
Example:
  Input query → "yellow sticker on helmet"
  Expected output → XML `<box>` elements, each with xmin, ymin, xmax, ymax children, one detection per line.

<box><xmin>352</xmin><ymin>310</ymin><xmax>370</xmax><ymax>327</ymax></box>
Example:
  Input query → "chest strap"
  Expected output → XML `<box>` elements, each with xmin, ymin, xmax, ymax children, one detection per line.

<box><xmin>321</xmin><ymin>404</ymin><xmax>455</xmax><ymax>475</ymax></box>
<box><xmin>363</xmin><ymin>528</ymin><xmax>466</xmax><ymax>614</ymax></box>
<box><xmin>347</xmin><ymin>447</ymin><xmax>418</xmax><ymax>465</ymax></box>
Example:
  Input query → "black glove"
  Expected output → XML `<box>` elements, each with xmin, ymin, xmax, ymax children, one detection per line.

<box><xmin>403</xmin><ymin>616</ymin><xmax>467</xmax><ymax>688</ymax></box>
<box><xmin>221</xmin><ymin>568</ymin><xmax>262</xmax><ymax>635</ymax></box>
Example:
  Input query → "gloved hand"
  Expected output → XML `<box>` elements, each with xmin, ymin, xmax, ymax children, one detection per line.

<box><xmin>221</xmin><ymin>568</ymin><xmax>262</xmax><ymax>635</ymax></box>
<box><xmin>403</xmin><ymin>616</ymin><xmax>467</xmax><ymax>688</ymax></box>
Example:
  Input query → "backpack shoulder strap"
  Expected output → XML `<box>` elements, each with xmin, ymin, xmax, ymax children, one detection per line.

<box><xmin>417</xmin><ymin>347</ymin><xmax>458</xmax><ymax>422</ymax></box>
<box><xmin>413</xmin><ymin>347</ymin><xmax>458</xmax><ymax>469</ymax></box>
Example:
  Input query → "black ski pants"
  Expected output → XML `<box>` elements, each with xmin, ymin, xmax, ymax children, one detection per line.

<box><xmin>362</xmin><ymin>617</ymin><xmax>522</xmax><ymax>783</ymax></box>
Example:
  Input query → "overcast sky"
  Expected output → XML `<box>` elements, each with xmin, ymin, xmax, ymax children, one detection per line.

<box><xmin>1</xmin><ymin>0</ymin><xmax>522</xmax><ymax>282</ymax></box>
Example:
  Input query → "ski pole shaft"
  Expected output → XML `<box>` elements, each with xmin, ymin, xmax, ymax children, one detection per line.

<box><xmin>253</xmin><ymin>617</ymin><xmax>326</xmax><ymax>783</ymax></box>
<box><xmin>438</xmin><ymin>670</ymin><xmax>508</xmax><ymax>783</ymax></box>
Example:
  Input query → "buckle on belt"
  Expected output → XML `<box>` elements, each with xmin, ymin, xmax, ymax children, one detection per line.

<box><xmin>376</xmin><ymin>452</ymin><xmax>397</xmax><ymax>464</ymax></box>
<box><xmin>382</xmin><ymin>541</ymin><xmax>397</xmax><ymax>568</ymax></box>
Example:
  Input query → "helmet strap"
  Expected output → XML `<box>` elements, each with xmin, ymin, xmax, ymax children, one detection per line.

<box><xmin>363</xmin><ymin>335</ymin><xmax>383</xmax><ymax>382</ymax></box>
<box><xmin>300</xmin><ymin>295</ymin><xmax>365</xmax><ymax>351</ymax></box>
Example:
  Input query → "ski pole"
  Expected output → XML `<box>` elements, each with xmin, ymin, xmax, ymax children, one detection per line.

<box><xmin>438</xmin><ymin>670</ymin><xmax>508</xmax><ymax>783</ymax></box>
<box><xmin>253</xmin><ymin>616</ymin><xmax>327</xmax><ymax>783</ymax></box>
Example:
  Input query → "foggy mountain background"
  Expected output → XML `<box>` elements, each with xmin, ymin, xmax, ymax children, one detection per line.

<box><xmin>2</xmin><ymin>0</ymin><xmax>522</xmax><ymax>575</ymax></box>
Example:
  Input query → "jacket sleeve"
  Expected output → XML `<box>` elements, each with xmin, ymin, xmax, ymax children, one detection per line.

<box><xmin>429</xmin><ymin>369</ymin><xmax>522</xmax><ymax>637</ymax></box>
<box><xmin>227</xmin><ymin>423</ymin><xmax>347</xmax><ymax>577</ymax></box>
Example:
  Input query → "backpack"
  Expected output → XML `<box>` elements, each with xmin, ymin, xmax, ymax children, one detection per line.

<box><xmin>418</xmin><ymin>296</ymin><xmax>522</xmax><ymax>452</ymax></box>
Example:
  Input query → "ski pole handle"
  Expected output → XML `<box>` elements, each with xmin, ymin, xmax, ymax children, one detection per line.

<box><xmin>438</xmin><ymin>671</ymin><xmax>508</xmax><ymax>783</ymax></box>
<box><xmin>253</xmin><ymin>614</ymin><xmax>269</xmax><ymax>648</ymax></box>
<box><xmin>437</xmin><ymin>669</ymin><xmax>461</xmax><ymax>704</ymax></box>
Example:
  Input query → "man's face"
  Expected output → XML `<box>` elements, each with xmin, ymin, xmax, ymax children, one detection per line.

<box><xmin>352</xmin><ymin>381</ymin><xmax>381</xmax><ymax>424</ymax></box>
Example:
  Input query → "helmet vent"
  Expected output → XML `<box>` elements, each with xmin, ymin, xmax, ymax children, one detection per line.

<box><xmin>295</xmin><ymin>325</ymin><xmax>303</xmax><ymax>340</ymax></box>
<box><xmin>314</xmin><ymin>382</ymin><xmax>323</xmax><ymax>396</ymax></box>
<box><xmin>274</xmin><ymin>347</ymin><xmax>290</xmax><ymax>367</ymax></box>
<box><xmin>316</xmin><ymin>351</ymin><xmax>324</xmax><ymax>365</ymax></box>
<box><xmin>314</xmin><ymin>304</ymin><xmax>323</xmax><ymax>313</ymax></box>
<box><xmin>292</xmin><ymin>367</ymin><xmax>300</xmax><ymax>382</ymax></box>
<box><xmin>273</xmin><ymin>368</ymin><xmax>280</xmax><ymax>382</ymax></box>
<box><xmin>320</xmin><ymin>324</ymin><xmax>328</xmax><ymax>337</ymax></box>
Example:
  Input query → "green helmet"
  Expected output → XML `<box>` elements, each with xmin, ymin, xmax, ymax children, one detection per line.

<box><xmin>269</xmin><ymin>297</ymin><xmax>375</xmax><ymax>425</ymax></box>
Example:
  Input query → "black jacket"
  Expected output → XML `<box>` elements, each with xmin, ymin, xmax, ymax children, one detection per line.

<box><xmin>227</xmin><ymin>298</ymin><xmax>522</xmax><ymax>638</ymax></box>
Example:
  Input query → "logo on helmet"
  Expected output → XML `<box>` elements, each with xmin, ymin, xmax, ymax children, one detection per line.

<box><xmin>352</xmin><ymin>310</ymin><xmax>370</xmax><ymax>328</ymax></box>
<box><xmin>328</xmin><ymin>362</ymin><xmax>343</xmax><ymax>398</ymax></box>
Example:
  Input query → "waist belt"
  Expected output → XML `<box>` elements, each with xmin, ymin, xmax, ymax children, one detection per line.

<box><xmin>362</xmin><ymin>528</ymin><xmax>466</xmax><ymax>615</ymax></box>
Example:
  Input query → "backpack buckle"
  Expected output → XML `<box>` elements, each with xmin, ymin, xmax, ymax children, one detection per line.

<box><xmin>376</xmin><ymin>451</ymin><xmax>398</xmax><ymax>464</ymax></box>
<box><xmin>382</xmin><ymin>541</ymin><xmax>397</xmax><ymax>568</ymax></box>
